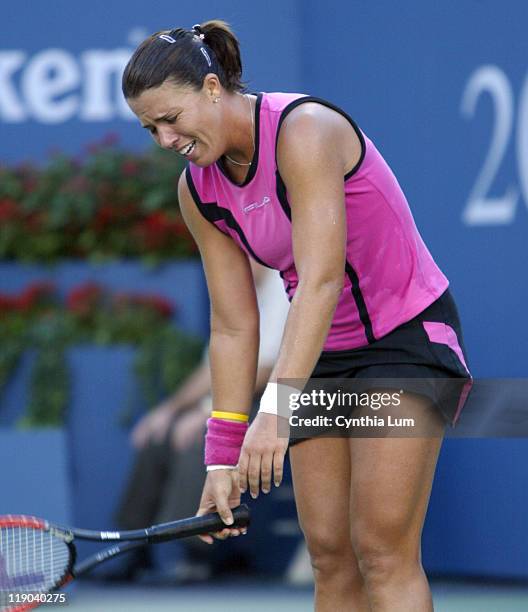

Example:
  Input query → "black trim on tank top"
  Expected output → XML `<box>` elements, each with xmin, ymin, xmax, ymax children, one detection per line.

<box><xmin>273</xmin><ymin>96</ymin><xmax>367</xmax><ymax>239</ymax></box>
<box><xmin>274</xmin><ymin>96</ymin><xmax>366</xmax><ymax>183</ymax></box>
<box><xmin>185</xmin><ymin>167</ymin><xmax>272</xmax><ymax>269</ymax></box>
<box><xmin>215</xmin><ymin>92</ymin><xmax>263</xmax><ymax>187</ymax></box>
<box><xmin>275</xmin><ymin>171</ymin><xmax>292</xmax><ymax>221</ymax></box>
<box><xmin>345</xmin><ymin>261</ymin><xmax>375</xmax><ymax>344</ymax></box>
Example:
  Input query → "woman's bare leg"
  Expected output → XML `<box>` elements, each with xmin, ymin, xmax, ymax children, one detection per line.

<box><xmin>348</xmin><ymin>393</ymin><xmax>444</xmax><ymax>611</ymax></box>
<box><xmin>290</xmin><ymin>437</ymin><xmax>369</xmax><ymax>612</ymax></box>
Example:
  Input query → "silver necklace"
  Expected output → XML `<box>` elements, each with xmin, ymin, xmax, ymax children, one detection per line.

<box><xmin>224</xmin><ymin>94</ymin><xmax>255</xmax><ymax>167</ymax></box>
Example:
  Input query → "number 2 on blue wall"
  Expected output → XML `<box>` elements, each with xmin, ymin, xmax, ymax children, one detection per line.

<box><xmin>461</xmin><ymin>65</ymin><xmax>527</xmax><ymax>226</ymax></box>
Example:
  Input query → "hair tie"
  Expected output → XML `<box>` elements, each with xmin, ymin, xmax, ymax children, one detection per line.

<box><xmin>158</xmin><ymin>34</ymin><xmax>176</xmax><ymax>44</ymax></box>
<box><xmin>192</xmin><ymin>24</ymin><xmax>205</xmax><ymax>40</ymax></box>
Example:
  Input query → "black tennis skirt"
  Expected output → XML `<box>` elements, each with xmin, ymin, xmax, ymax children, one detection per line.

<box><xmin>289</xmin><ymin>289</ymin><xmax>472</xmax><ymax>445</ymax></box>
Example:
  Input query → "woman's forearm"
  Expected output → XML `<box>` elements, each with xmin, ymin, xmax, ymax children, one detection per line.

<box><xmin>270</xmin><ymin>280</ymin><xmax>342</xmax><ymax>384</ymax></box>
<box><xmin>209</xmin><ymin>324</ymin><xmax>259</xmax><ymax>415</ymax></box>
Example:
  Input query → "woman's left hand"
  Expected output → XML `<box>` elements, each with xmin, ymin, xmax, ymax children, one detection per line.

<box><xmin>196</xmin><ymin>469</ymin><xmax>245</xmax><ymax>544</ymax></box>
<box><xmin>237</xmin><ymin>412</ymin><xmax>289</xmax><ymax>498</ymax></box>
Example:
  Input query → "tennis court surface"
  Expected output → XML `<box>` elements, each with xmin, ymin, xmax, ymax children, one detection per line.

<box><xmin>40</xmin><ymin>580</ymin><xmax>528</xmax><ymax>611</ymax></box>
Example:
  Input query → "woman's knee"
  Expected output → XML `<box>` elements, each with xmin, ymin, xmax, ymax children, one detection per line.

<box><xmin>302</xmin><ymin>524</ymin><xmax>358</xmax><ymax>577</ymax></box>
<box><xmin>352</xmin><ymin>532</ymin><xmax>420</xmax><ymax>585</ymax></box>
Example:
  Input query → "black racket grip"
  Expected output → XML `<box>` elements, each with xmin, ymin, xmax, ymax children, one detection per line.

<box><xmin>147</xmin><ymin>504</ymin><xmax>250</xmax><ymax>543</ymax></box>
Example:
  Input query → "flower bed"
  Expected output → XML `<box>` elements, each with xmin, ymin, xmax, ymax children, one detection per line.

<box><xmin>0</xmin><ymin>137</ymin><xmax>197</xmax><ymax>263</ymax></box>
<box><xmin>0</xmin><ymin>280</ymin><xmax>203</xmax><ymax>427</ymax></box>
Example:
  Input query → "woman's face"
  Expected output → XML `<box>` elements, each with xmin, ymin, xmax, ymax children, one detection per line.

<box><xmin>127</xmin><ymin>77</ymin><xmax>223</xmax><ymax>167</ymax></box>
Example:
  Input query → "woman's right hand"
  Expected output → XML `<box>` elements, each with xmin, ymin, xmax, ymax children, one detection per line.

<box><xmin>237</xmin><ymin>412</ymin><xmax>289</xmax><ymax>498</ymax></box>
<box><xmin>196</xmin><ymin>469</ymin><xmax>246</xmax><ymax>544</ymax></box>
<box><xmin>130</xmin><ymin>399</ymin><xmax>177</xmax><ymax>449</ymax></box>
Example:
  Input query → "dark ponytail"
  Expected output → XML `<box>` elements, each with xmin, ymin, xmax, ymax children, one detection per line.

<box><xmin>199</xmin><ymin>21</ymin><xmax>243</xmax><ymax>92</ymax></box>
<box><xmin>122</xmin><ymin>19</ymin><xmax>245</xmax><ymax>99</ymax></box>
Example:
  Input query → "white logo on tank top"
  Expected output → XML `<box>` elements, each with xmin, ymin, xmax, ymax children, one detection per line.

<box><xmin>243</xmin><ymin>196</ymin><xmax>271</xmax><ymax>214</ymax></box>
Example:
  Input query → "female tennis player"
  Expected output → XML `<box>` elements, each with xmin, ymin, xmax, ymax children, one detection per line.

<box><xmin>122</xmin><ymin>21</ymin><xmax>471</xmax><ymax>611</ymax></box>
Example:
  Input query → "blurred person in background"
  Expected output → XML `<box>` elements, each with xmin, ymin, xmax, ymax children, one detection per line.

<box><xmin>122</xmin><ymin>20</ymin><xmax>471</xmax><ymax>611</ymax></box>
<box><xmin>114</xmin><ymin>261</ymin><xmax>289</xmax><ymax>581</ymax></box>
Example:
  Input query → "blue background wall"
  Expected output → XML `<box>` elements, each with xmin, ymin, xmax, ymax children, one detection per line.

<box><xmin>1</xmin><ymin>0</ymin><xmax>303</xmax><ymax>160</ymax></box>
<box><xmin>2</xmin><ymin>0</ymin><xmax>527</xmax><ymax>578</ymax></box>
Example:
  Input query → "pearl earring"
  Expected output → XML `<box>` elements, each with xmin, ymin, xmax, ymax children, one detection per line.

<box><xmin>213</xmin><ymin>97</ymin><xmax>220</xmax><ymax>103</ymax></box>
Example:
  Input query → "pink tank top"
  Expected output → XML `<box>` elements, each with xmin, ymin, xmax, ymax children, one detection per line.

<box><xmin>187</xmin><ymin>92</ymin><xmax>448</xmax><ymax>351</ymax></box>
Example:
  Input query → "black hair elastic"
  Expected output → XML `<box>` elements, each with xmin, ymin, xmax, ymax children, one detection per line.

<box><xmin>192</xmin><ymin>24</ymin><xmax>205</xmax><ymax>40</ymax></box>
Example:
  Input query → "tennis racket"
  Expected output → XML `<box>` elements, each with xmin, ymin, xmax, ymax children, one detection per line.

<box><xmin>0</xmin><ymin>504</ymin><xmax>250</xmax><ymax>611</ymax></box>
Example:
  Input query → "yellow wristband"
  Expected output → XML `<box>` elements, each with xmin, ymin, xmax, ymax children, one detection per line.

<box><xmin>211</xmin><ymin>410</ymin><xmax>249</xmax><ymax>423</ymax></box>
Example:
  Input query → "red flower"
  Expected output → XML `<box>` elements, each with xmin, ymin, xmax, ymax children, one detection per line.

<box><xmin>133</xmin><ymin>212</ymin><xmax>170</xmax><ymax>249</ymax></box>
<box><xmin>0</xmin><ymin>282</ymin><xmax>55</xmax><ymax>314</ymax></box>
<box><xmin>66</xmin><ymin>282</ymin><xmax>103</xmax><ymax>317</ymax></box>
<box><xmin>141</xmin><ymin>296</ymin><xmax>174</xmax><ymax>318</ymax></box>
<box><xmin>112</xmin><ymin>292</ymin><xmax>174</xmax><ymax>319</ymax></box>
<box><xmin>96</xmin><ymin>183</ymin><xmax>114</xmax><ymax>200</ymax></box>
<box><xmin>0</xmin><ymin>294</ymin><xmax>18</xmax><ymax>314</ymax></box>
<box><xmin>145</xmin><ymin>211</ymin><xmax>169</xmax><ymax>228</ymax></box>
<box><xmin>122</xmin><ymin>160</ymin><xmax>140</xmax><ymax>177</ymax></box>
<box><xmin>25</xmin><ymin>211</ymin><xmax>44</xmax><ymax>231</ymax></box>
<box><xmin>63</xmin><ymin>175</ymin><xmax>89</xmax><ymax>194</ymax></box>
<box><xmin>132</xmin><ymin>212</ymin><xmax>193</xmax><ymax>251</ymax></box>
<box><xmin>22</xmin><ymin>176</ymin><xmax>39</xmax><ymax>193</ymax></box>
<box><xmin>85</xmin><ymin>132</ymin><xmax>119</xmax><ymax>155</ymax></box>
<box><xmin>16</xmin><ymin>281</ymin><xmax>56</xmax><ymax>311</ymax></box>
<box><xmin>168</xmin><ymin>219</ymin><xmax>189</xmax><ymax>237</ymax></box>
<box><xmin>94</xmin><ymin>205</ymin><xmax>119</xmax><ymax>230</ymax></box>
<box><xmin>121</xmin><ymin>203</ymin><xmax>139</xmax><ymax>218</ymax></box>
<box><xmin>0</xmin><ymin>199</ymin><xmax>22</xmax><ymax>222</ymax></box>
<box><xmin>85</xmin><ymin>142</ymin><xmax>102</xmax><ymax>156</ymax></box>
<box><xmin>101</xmin><ymin>132</ymin><xmax>120</xmax><ymax>147</ymax></box>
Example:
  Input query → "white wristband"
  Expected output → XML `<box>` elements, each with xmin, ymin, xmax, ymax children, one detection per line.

<box><xmin>206</xmin><ymin>464</ymin><xmax>237</xmax><ymax>472</ymax></box>
<box><xmin>259</xmin><ymin>382</ymin><xmax>301</xmax><ymax>417</ymax></box>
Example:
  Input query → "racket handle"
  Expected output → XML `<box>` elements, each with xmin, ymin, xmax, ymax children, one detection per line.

<box><xmin>147</xmin><ymin>504</ymin><xmax>250</xmax><ymax>543</ymax></box>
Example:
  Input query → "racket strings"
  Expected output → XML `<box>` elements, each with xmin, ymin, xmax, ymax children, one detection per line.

<box><xmin>0</xmin><ymin>526</ymin><xmax>70</xmax><ymax>607</ymax></box>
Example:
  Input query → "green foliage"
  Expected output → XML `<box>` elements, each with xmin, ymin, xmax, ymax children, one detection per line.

<box><xmin>0</xmin><ymin>139</ymin><xmax>197</xmax><ymax>263</ymax></box>
<box><xmin>0</xmin><ymin>283</ymin><xmax>204</xmax><ymax>428</ymax></box>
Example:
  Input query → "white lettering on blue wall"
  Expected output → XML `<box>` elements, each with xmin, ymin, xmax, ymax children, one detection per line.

<box><xmin>0</xmin><ymin>43</ymin><xmax>135</xmax><ymax>124</ymax></box>
<box><xmin>461</xmin><ymin>65</ymin><xmax>528</xmax><ymax>225</ymax></box>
